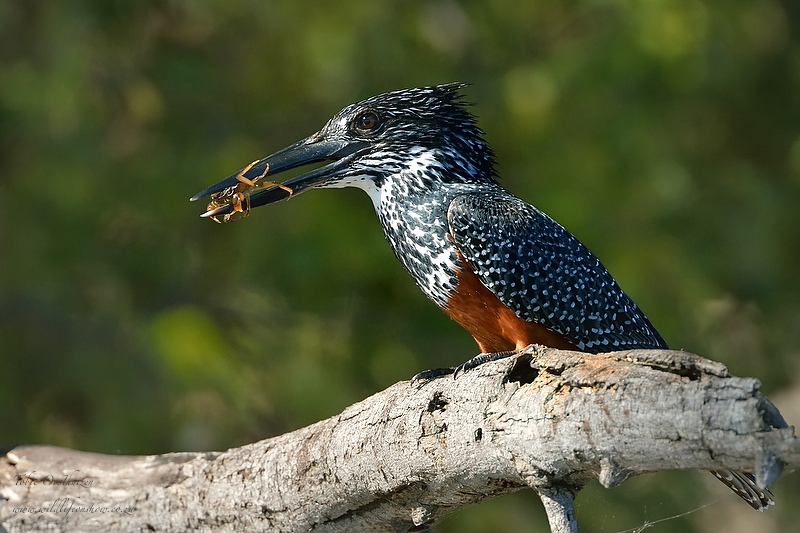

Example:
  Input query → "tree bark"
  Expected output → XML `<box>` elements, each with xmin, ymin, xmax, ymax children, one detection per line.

<box><xmin>1</xmin><ymin>346</ymin><xmax>797</xmax><ymax>533</ymax></box>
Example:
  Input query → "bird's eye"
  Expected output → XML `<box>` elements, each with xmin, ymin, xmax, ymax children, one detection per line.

<box><xmin>354</xmin><ymin>111</ymin><xmax>381</xmax><ymax>132</ymax></box>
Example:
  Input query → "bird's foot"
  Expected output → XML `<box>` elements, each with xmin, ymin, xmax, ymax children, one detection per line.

<box><xmin>411</xmin><ymin>366</ymin><xmax>454</xmax><ymax>386</ymax></box>
<box><xmin>410</xmin><ymin>350</ymin><xmax>518</xmax><ymax>386</ymax></box>
<box><xmin>453</xmin><ymin>350</ymin><xmax>517</xmax><ymax>379</ymax></box>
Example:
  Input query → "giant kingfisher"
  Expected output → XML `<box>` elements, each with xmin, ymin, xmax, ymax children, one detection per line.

<box><xmin>191</xmin><ymin>83</ymin><xmax>773</xmax><ymax>510</ymax></box>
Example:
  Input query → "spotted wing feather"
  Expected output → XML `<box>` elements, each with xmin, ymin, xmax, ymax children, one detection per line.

<box><xmin>447</xmin><ymin>191</ymin><xmax>667</xmax><ymax>352</ymax></box>
<box><xmin>710</xmin><ymin>470</ymin><xmax>774</xmax><ymax>511</ymax></box>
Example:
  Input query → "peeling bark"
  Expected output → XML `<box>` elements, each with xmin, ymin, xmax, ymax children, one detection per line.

<box><xmin>1</xmin><ymin>346</ymin><xmax>797</xmax><ymax>533</ymax></box>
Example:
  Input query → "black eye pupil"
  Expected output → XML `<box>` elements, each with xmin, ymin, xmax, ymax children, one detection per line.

<box><xmin>357</xmin><ymin>112</ymin><xmax>379</xmax><ymax>131</ymax></box>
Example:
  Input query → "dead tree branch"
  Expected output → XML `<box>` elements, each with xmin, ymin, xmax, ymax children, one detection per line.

<box><xmin>1</xmin><ymin>346</ymin><xmax>797</xmax><ymax>533</ymax></box>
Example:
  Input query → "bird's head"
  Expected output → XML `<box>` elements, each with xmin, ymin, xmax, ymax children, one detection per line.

<box><xmin>191</xmin><ymin>83</ymin><xmax>496</xmax><ymax>221</ymax></box>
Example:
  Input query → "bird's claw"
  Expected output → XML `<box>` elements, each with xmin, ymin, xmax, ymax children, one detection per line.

<box><xmin>410</xmin><ymin>367</ymin><xmax>454</xmax><ymax>386</ymax></box>
<box><xmin>410</xmin><ymin>350</ymin><xmax>518</xmax><ymax>386</ymax></box>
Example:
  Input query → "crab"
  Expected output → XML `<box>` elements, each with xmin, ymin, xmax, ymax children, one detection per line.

<box><xmin>206</xmin><ymin>160</ymin><xmax>294</xmax><ymax>223</ymax></box>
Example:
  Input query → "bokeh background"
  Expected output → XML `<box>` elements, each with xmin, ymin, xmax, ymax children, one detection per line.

<box><xmin>1</xmin><ymin>1</ymin><xmax>799</xmax><ymax>531</ymax></box>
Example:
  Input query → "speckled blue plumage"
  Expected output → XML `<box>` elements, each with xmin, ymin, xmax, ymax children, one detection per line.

<box><xmin>447</xmin><ymin>190</ymin><xmax>667</xmax><ymax>352</ymax></box>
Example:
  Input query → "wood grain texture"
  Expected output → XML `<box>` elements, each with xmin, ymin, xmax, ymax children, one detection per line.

<box><xmin>1</xmin><ymin>346</ymin><xmax>796</xmax><ymax>533</ymax></box>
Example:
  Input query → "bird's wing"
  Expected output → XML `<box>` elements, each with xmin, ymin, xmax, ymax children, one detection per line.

<box><xmin>447</xmin><ymin>191</ymin><xmax>668</xmax><ymax>352</ymax></box>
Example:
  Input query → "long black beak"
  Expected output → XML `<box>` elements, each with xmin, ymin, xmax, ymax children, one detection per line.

<box><xmin>190</xmin><ymin>135</ymin><xmax>368</xmax><ymax>219</ymax></box>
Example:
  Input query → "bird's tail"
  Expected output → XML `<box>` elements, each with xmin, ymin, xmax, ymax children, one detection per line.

<box><xmin>710</xmin><ymin>470</ymin><xmax>774</xmax><ymax>511</ymax></box>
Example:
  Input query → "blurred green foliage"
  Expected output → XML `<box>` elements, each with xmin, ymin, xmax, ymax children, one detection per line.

<box><xmin>1</xmin><ymin>1</ymin><xmax>799</xmax><ymax>531</ymax></box>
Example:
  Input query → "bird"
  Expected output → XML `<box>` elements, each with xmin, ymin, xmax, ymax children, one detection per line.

<box><xmin>191</xmin><ymin>83</ymin><xmax>773</xmax><ymax>510</ymax></box>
